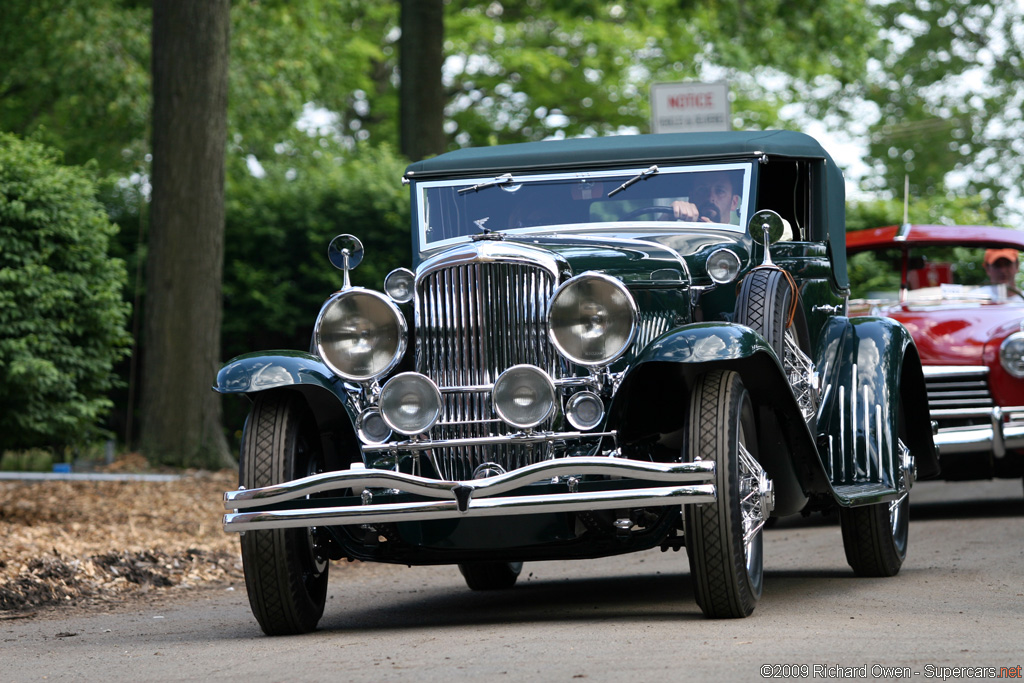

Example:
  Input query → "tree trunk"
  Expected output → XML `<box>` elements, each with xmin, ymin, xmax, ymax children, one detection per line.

<box><xmin>400</xmin><ymin>0</ymin><xmax>446</xmax><ymax>161</ymax></box>
<box><xmin>141</xmin><ymin>0</ymin><xmax>232</xmax><ymax>468</ymax></box>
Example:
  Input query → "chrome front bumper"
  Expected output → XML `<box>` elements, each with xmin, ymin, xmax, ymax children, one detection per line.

<box><xmin>223</xmin><ymin>457</ymin><xmax>717</xmax><ymax>533</ymax></box>
<box><xmin>930</xmin><ymin>406</ymin><xmax>1024</xmax><ymax>458</ymax></box>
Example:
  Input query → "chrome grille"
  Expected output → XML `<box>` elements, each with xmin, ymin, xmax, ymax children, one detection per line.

<box><xmin>416</xmin><ymin>259</ymin><xmax>559</xmax><ymax>479</ymax></box>
<box><xmin>924</xmin><ymin>367</ymin><xmax>993</xmax><ymax>411</ymax></box>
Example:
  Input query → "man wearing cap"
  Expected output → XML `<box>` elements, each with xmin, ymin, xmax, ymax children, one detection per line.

<box><xmin>977</xmin><ymin>248</ymin><xmax>1021</xmax><ymax>300</ymax></box>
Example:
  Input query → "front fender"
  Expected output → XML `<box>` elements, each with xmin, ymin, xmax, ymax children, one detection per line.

<box><xmin>610</xmin><ymin>323</ymin><xmax>828</xmax><ymax>516</ymax></box>
<box><xmin>215</xmin><ymin>351</ymin><xmax>362</xmax><ymax>468</ymax></box>
<box><xmin>216</xmin><ymin>351</ymin><xmax>343</xmax><ymax>397</ymax></box>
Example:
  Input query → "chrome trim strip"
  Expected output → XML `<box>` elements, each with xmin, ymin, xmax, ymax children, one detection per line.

<box><xmin>361</xmin><ymin>430</ymin><xmax>617</xmax><ymax>454</ymax></box>
<box><xmin>930</xmin><ymin>406</ymin><xmax>1024</xmax><ymax>419</ymax></box>
<box><xmin>223</xmin><ymin>484</ymin><xmax>717</xmax><ymax>532</ymax></box>
<box><xmin>932</xmin><ymin>421</ymin><xmax>1024</xmax><ymax>457</ymax></box>
<box><xmin>921</xmin><ymin>365</ymin><xmax>989</xmax><ymax>378</ymax></box>
<box><xmin>225</xmin><ymin>456</ymin><xmax>717</xmax><ymax>508</ymax></box>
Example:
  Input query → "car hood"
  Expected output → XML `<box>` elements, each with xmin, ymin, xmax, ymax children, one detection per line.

<box><xmin>875</xmin><ymin>302</ymin><xmax>1024</xmax><ymax>365</ymax></box>
<box><xmin>506</xmin><ymin>229</ymin><xmax>752</xmax><ymax>284</ymax></box>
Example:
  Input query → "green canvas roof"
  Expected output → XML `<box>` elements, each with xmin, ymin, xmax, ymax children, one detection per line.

<box><xmin>404</xmin><ymin>130</ymin><xmax>834</xmax><ymax>178</ymax></box>
<box><xmin>404</xmin><ymin>130</ymin><xmax>849</xmax><ymax>290</ymax></box>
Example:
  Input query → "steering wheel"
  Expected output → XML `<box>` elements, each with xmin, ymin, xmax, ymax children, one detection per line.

<box><xmin>621</xmin><ymin>205</ymin><xmax>677</xmax><ymax>220</ymax></box>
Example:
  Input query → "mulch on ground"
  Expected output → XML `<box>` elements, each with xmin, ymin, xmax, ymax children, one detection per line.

<box><xmin>0</xmin><ymin>462</ymin><xmax>243</xmax><ymax>615</ymax></box>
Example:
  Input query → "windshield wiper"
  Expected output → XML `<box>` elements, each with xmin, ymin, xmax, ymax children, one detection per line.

<box><xmin>458</xmin><ymin>173</ymin><xmax>515</xmax><ymax>195</ymax></box>
<box><xmin>607</xmin><ymin>165</ymin><xmax>659</xmax><ymax>197</ymax></box>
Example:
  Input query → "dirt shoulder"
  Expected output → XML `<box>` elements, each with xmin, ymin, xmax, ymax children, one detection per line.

<box><xmin>0</xmin><ymin>462</ymin><xmax>243</xmax><ymax>616</ymax></box>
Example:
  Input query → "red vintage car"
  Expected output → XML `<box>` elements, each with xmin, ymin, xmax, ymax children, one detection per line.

<box><xmin>847</xmin><ymin>224</ymin><xmax>1024</xmax><ymax>485</ymax></box>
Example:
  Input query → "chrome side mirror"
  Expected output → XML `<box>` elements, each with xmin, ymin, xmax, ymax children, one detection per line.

<box><xmin>747</xmin><ymin>210</ymin><xmax>785</xmax><ymax>267</ymax></box>
<box><xmin>328</xmin><ymin>234</ymin><xmax>364</xmax><ymax>290</ymax></box>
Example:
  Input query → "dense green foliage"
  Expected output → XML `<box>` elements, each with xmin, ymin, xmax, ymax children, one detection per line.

<box><xmin>0</xmin><ymin>133</ymin><xmax>131</xmax><ymax>450</ymax></box>
<box><xmin>858</xmin><ymin>0</ymin><xmax>1024</xmax><ymax>221</ymax></box>
<box><xmin>223</xmin><ymin>143</ymin><xmax>411</xmax><ymax>360</ymax></box>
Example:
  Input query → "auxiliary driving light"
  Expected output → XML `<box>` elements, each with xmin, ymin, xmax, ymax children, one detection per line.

<box><xmin>492</xmin><ymin>364</ymin><xmax>557</xmax><ymax>429</ymax></box>
<box><xmin>379</xmin><ymin>372</ymin><xmax>442</xmax><ymax>435</ymax></box>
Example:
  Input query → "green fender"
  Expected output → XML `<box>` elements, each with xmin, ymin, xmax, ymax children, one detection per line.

<box><xmin>610</xmin><ymin>322</ymin><xmax>830</xmax><ymax>516</ymax></box>
<box><xmin>214</xmin><ymin>351</ymin><xmax>362</xmax><ymax>468</ymax></box>
<box><xmin>816</xmin><ymin>316</ymin><xmax>938</xmax><ymax>500</ymax></box>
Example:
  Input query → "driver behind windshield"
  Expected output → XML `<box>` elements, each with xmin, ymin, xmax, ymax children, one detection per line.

<box><xmin>671</xmin><ymin>171</ymin><xmax>741</xmax><ymax>224</ymax></box>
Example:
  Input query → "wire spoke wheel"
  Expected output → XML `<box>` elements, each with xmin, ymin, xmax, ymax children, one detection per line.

<box><xmin>683</xmin><ymin>370</ymin><xmax>771</xmax><ymax>618</ymax></box>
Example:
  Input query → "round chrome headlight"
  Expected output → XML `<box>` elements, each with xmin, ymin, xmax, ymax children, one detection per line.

<box><xmin>492</xmin><ymin>365</ymin><xmax>556</xmax><ymax>429</ymax></box>
<box><xmin>379</xmin><ymin>373</ymin><xmax>442</xmax><ymax>435</ymax></box>
<box><xmin>315</xmin><ymin>289</ymin><xmax>407</xmax><ymax>382</ymax></box>
<box><xmin>1000</xmin><ymin>332</ymin><xmax>1024</xmax><ymax>378</ymax></box>
<box><xmin>384</xmin><ymin>268</ymin><xmax>415</xmax><ymax>304</ymax></box>
<box><xmin>706</xmin><ymin>249</ymin><xmax>741</xmax><ymax>284</ymax></box>
<box><xmin>547</xmin><ymin>272</ymin><xmax>638</xmax><ymax>366</ymax></box>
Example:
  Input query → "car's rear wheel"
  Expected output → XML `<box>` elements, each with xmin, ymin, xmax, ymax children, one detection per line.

<box><xmin>839</xmin><ymin>434</ymin><xmax>911</xmax><ymax>577</ymax></box>
<box><xmin>239</xmin><ymin>392</ymin><xmax>329</xmax><ymax>635</ymax></box>
<box><xmin>458</xmin><ymin>561</ymin><xmax>523</xmax><ymax>590</ymax></box>
<box><xmin>683</xmin><ymin>370</ymin><xmax>770</xmax><ymax>618</ymax></box>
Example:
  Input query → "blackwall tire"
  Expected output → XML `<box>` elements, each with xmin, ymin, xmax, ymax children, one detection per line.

<box><xmin>239</xmin><ymin>393</ymin><xmax>329</xmax><ymax>636</ymax></box>
<box><xmin>736</xmin><ymin>267</ymin><xmax>817</xmax><ymax>430</ymax></box>
<box><xmin>683</xmin><ymin>370</ymin><xmax>766</xmax><ymax>618</ymax></box>
<box><xmin>839</xmin><ymin>494</ymin><xmax>909</xmax><ymax>577</ymax></box>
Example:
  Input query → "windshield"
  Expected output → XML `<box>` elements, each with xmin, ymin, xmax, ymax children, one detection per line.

<box><xmin>415</xmin><ymin>162</ymin><xmax>753</xmax><ymax>248</ymax></box>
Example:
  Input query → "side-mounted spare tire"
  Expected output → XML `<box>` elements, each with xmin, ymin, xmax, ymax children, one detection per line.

<box><xmin>735</xmin><ymin>267</ymin><xmax>818</xmax><ymax>430</ymax></box>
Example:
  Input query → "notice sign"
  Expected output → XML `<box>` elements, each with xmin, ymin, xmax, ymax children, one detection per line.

<box><xmin>650</xmin><ymin>82</ymin><xmax>730</xmax><ymax>134</ymax></box>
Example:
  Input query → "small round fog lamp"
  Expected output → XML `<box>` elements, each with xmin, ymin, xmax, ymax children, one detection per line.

<box><xmin>379</xmin><ymin>373</ymin><xmax>442</xmax><ymax>435</ymax></box>
<box><xmin>492</xmin><ymin>365</ymin><xmax>556</xmax><ymax>429</ymax></box>
<box><xmin>356</xmin><ymin>408</ymin><xmax>392</xmax><ymax>444</ymax></box>
<box><xmin>565</xmin><ymin>391</ymin><xmax>605</xmax><ymax>431</ymax></box>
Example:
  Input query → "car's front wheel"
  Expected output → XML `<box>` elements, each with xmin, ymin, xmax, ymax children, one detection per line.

<box><xmin>239</xmin><ymin>392</ymin><xmax>329</xmax><ymax>635</ymax></box>
<box><xmin>683</xmin><ymin>370</ymin><xmax>770</xmax><ymax>618</ymax></box>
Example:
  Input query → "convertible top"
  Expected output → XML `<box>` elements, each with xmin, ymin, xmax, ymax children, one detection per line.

<box><xmin>405</xmin><ymin>130</ymin><xmax>833</xmax><ymax>178</ymax></box>
<box><xmin>405</xmin><ymin>129</ymin><xmax>850</xmax><ymax>289</ymax></box>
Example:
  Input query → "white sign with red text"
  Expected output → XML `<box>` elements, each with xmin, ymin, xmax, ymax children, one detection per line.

<box><xmin>650</xmin><ymin>82</ymin><xmax>731</xmax><ymax>134</ymax></box>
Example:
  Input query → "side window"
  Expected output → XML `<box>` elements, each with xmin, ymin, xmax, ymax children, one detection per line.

<box><xmin>756</xmin><ymin>160</ymin><xmax>812</xmax><ymax>240</ymax></box>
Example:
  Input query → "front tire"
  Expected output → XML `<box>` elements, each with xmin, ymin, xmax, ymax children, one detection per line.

<box><xmin>239</xmin><ymin>392</ymin><xmax>329</xmax><ymax>635</ymax></box>
<box><xmin>683</xmin><ymin>370</ymin><xmax>770</xmax><ymax>618</ymax></box>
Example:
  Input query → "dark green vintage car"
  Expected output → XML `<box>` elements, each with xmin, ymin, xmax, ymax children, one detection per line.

<box><xmin>216</xmin><ymin>130</ymin><xmax>939</xmax><ymax>634</ymax></box>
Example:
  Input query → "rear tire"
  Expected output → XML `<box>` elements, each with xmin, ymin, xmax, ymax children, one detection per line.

<box><xmin>683</xmin><ymin>370</ymin><xmax>768</xmax><ymax>618</ymax></box>
<box><xmin>239</xmin><ymin>393</ymin><xmax>329</xmax><ymax>635</ymax></box>
<box><xmin>839</xmin><ymin>494</ymin><xmax>908</xmax><ymax>577</ymax></box>
<box><xmin>458</xmin><ymin>562</ymin><xmax>523</xmax><ymax>590</ymax></box>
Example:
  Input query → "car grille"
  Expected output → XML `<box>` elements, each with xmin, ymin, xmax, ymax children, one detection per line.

<box><xmin>416</xmin><ymin>259</ymin><xmax>559</xmax><ymax>480</ymax></box>
<box><xmin>923</xmin><ymin>367</ymin><xmax>994</xmax><ymax>413</ymax></box>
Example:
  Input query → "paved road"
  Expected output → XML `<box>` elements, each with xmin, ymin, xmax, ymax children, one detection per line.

<box><xmin>3</xmin><ymin>479</ymin><xmax>1022</xmax><ymax>682</ymax></box>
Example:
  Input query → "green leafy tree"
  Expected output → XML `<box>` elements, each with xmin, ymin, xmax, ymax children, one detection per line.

<box><xmin>857</xmin><ymin>1</ymin><xmax>1024</xmax><ymax>221</ymax></box>
<box><xmin>0</xmin><ymin>133</ymin><xmax>131</xmax><ymax>451</ymax></box>
<box><xmin>222</xmin><ymin>142</ymin><xmax>411</xmax><ymax>361</ymax></box>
